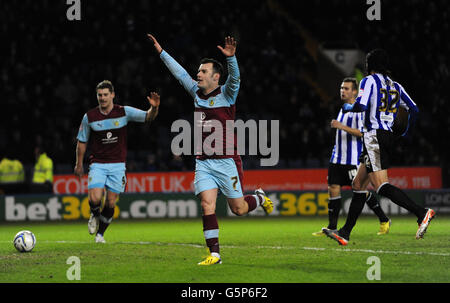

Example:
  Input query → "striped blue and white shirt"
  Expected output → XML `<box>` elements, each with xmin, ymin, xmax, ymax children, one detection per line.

<box><xmin>356</xmin><ymin>73</ymin><xmax>418</xmax><ymax>132</ymax></box>
<box><xmin>330</xmin><ymin>109</ymin><xmax>364</xmax><ymax>166</ymax></box>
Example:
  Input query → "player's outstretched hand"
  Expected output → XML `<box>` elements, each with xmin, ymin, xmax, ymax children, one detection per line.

<box><xmin>147</xmin><ymin>34</ymin><xmax>163</xmax><ymax>54</ymax></box>
<box><xmin>147</xmin><ymin>92</ymin><xmax>160</xmax><ymax>108</ymax></box>
<box><xmin>217</xmin><ymin>36</ymin><xmax>237</xmax><ymax>57</ymax></box>
<box><xmin>74</xmin><ymin>165</ymin><xmax>84</xmax><ymax>180</ymax></box>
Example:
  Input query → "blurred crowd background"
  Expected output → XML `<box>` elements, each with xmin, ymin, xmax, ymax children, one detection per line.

<box><xmin>1</xmin><ymin>0</ymin><xmax>448</xmax><ymax>187</ymax></box>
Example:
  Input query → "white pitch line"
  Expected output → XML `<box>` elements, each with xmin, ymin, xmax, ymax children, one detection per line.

<box><xmin>1</xmin><ymin>240</ymin><xmax>449</xmax><ymax>257</ymax></box>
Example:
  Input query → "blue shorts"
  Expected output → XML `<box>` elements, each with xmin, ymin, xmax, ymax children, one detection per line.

<box><xmin>88</xmin><ymin>163</ymin><xmax>127</xmax><ymax>194</ymax></box>
<box><xmin>194</xmin><ymin>158</ymin><xmax>244</xmax><ymax>198</ymax></box>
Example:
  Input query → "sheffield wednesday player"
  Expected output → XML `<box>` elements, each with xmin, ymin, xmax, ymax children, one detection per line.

<box><xmin>312</xmin><ymin>78</ymin><xmax>390</xmax><ymax>237</ymax></box>
<box><xmin>147</xmin><ymin>34</ymin><xmax>273</xmax><ymax>265</ymax></box>
<box><xmin>75</xmin><ymin>80</ymin><xmax>160</xmax><ymax>243</ymax></box>
<box><xmin>323</xmin><ymin>49</ymin><xmax>435</xmax><ymax>245</ymax></box>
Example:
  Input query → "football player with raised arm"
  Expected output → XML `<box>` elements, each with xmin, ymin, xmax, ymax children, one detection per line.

<box><xmin>75</xmin><ymin>80</ymin><xmax>160</xmax><ymax>243</ymax></box>
<box><xmin>147</xmin><ymin>34</ymin><xmax>273</xmax><ymax>265</ymax></box>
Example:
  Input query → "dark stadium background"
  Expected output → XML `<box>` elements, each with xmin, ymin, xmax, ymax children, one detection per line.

<box><xmin>1</xmin><ymin>0</ymin><xmax>448</xmax><ymax>186</ymax></box>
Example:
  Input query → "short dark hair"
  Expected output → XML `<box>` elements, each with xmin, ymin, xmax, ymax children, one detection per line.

<box><xmin>366</xmin><ymin>49</ymin><xmax>390</xmax><ymax>75</ymax></box>
<box><xmin>200</xmin><ymin>58</ymin><xmax>224</xmax><ymax>80</ymax></box>
<box><xmin>342</xmin><ymin>77</ymin><xmax>358</xmax><ymax>91</ymax></box>
<box><xmin>96</xmin><ymin>80</ymin><xmax>114</xmax><ymax>93</ymax></box>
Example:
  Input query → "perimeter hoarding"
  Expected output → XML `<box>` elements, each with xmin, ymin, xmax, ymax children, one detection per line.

<box><xmin>2</xmin><ymin>190</ymin><xmax>448</xmax><ymax>222</ymax></box>
<box><xmin>52</xmin><ymin>167</ymin><xmax>442</xmax><ymax>194</ymax></box>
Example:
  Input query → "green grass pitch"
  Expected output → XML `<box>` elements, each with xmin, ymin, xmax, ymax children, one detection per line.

<box><xmin>1</xmin><ymin>216</ymin><xmax>449</xmax><ymax>283</ymax></box>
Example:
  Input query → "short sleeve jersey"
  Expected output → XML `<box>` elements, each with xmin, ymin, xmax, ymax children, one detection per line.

<box><xmin>330</xmin><ymin>109</ymin><xmax>364</xmax><ymax>166</ymax></box>
<box><xmin>356</xmin><ymin>73</ymin><xmax>418</xmax><ymax>132</ymax></box>
<box><xmin>77</xmin><ymin>104</ymin><xmax>146</xmax><ymax>164</ymax></box>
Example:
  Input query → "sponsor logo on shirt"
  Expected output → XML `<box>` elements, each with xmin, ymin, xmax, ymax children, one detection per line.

<box><xmin>102</xmin><ymin>131</ymin><xmax>118</xmax><ymax>144</ymax></box>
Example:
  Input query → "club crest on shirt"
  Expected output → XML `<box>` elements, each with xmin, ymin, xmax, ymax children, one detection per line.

<box><xmin>114</xmin><ymin>120</ymin><xmax>119</xmax><ymax>127</ymax></box>
<box><xmin>209</xmin><ymin>98</ymin><xmax>215</xmax><ymax>106</ymax></box>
